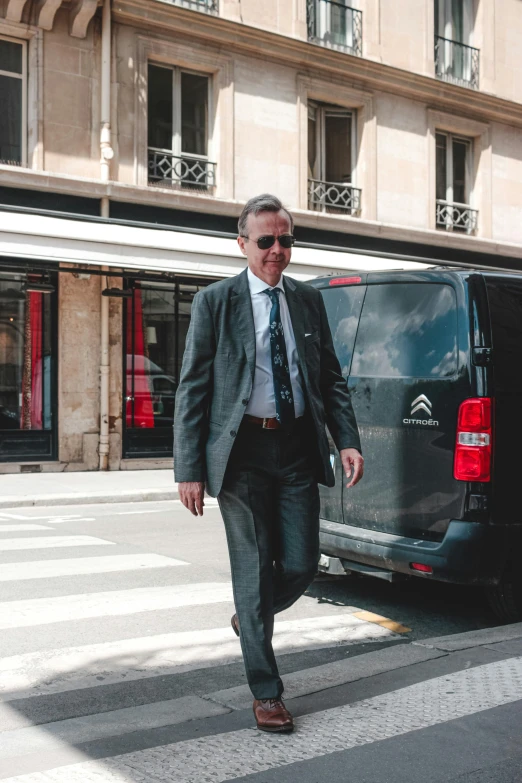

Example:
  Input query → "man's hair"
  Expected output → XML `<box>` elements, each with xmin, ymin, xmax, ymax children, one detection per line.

<box><xmin>238</xmin><ymin>193</ymin><xmax>294</xmax><ymax>237</ymax></box>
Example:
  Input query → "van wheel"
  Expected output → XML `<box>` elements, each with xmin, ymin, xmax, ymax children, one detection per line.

<box><xmin>485</xmin><ymin>561</ymin><xmax>522</xmax><ymax>623</ymax></box>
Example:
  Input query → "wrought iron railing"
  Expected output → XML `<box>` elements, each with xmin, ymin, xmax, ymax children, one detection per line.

<box><xmin>434</xmin><ymin>36</ymin><xmax>479</xmax><ymax>89</ymax></box>
<box><xmin>170</xmin><ymin>0</ymin><xmax>218</xmax><ymax>12</ymax></box>
<box><xmin>436</xmin><ymin>200</ymin><xmax>478</xmax><ymax>233</ymax></box>
<box><xmin>148</xmin><ymin>149</ymin><xmax>217</xmax><ymax>190</ymax></box>
<box><xmin>308</xmin><ymin>178</ymin><xmax>361</xmax><ymax>215</ymax></box>
<box><xmin>307</xmin><ymin>0</ymin><xmax>362</xmax><ymax>56</ymax></box>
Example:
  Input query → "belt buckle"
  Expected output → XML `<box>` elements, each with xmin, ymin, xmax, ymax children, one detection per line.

<box><xmin>262</xmin><ymin>417</ymin><xmax>270</xmax><ymax>429</ymax></box>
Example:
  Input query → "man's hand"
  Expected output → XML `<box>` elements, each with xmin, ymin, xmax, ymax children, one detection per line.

<box><xmin>178</xmin><ymin>481</ymin><xmax>205</xmax><ymax>516</ymax></box>
<box><xmin>340</xmin><ymin>448</ymin><xmax>364</xmax><ymax>489</ymax></box>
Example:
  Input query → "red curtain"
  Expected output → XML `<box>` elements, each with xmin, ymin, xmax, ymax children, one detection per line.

<box><xmin>21</xmin><ymin>292</ymin><xmax>43</xmax><ymax>430</ymax></box>
<box><xmin>126</xmin><ymin>288</ymin><xmax>154</xmax><ymax>428</ymax></box>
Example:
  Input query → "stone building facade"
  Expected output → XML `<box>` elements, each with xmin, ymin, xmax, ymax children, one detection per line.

<box><xmin>0</xmin><ymin>0</ymin><xmax>521</xmax><ymax>472</ymax></box>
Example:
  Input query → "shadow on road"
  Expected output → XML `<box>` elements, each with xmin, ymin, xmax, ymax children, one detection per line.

<box><xmin>306</xmin><ymin>571</ymin><xmax>499</xmax><ymax>641</ymax></box>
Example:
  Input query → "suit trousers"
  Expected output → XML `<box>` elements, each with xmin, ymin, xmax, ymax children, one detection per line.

<box><xmin>217</xmin><ymin>416</ymin><xmax>320</xmax><ymax>699</ymax></box>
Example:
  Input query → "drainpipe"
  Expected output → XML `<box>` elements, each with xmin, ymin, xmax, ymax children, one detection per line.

<box><xmin>100</xmin><ymin>0</ymin><xmax>113</xmax><ymax>185</ymax></box>
<box><xmin>99</xmin><ymin>0</ymin><xmax>113</xmax><ymax>471</ymax></box>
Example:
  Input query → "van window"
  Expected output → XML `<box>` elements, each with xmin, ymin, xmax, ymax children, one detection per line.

<box><xmin>321</xmin><ymin>285</ymin><xmax>366</xmax><ymax>377</ymax></box>
<box><xmin>351</xmin><ymin>283</ymin><xmax>458</xmax><ymax>378</ymax></box>
<box><xmin>485</xmin><ymin>279</ymin><xmax>522</xmax><ymax>392</ymax></box>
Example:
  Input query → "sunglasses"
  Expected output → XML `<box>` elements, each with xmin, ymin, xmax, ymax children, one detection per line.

<box><xmin>241</xmin><ymin>234</ymin><xmax>296</xmax><ymax>250</ymax></box>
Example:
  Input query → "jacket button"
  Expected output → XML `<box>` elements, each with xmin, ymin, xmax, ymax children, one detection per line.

<box><xmin>241</xmin><ymin>399</ymin><xmax>249</xmax><ymax>405</ymax></box>
<box><xmin>230</xmin><ymin>430</ymin><xmax>237</xmax><ymax>437</ymax></box>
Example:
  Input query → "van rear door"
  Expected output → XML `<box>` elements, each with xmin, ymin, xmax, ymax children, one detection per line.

<box><xmin>484</xmin><ymin>275</ymin><xmax>522</xmax><ymax>526</ymax></box>
<box><xmin>343</xmin><ymin>275</ymin><xmax>470</xmax><ymax>542</ymax></box>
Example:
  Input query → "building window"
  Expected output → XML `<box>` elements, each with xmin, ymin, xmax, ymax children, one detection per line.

<box><xmin>147</xmin><ymin>64</ymin><xmax>216</xmax><ymax>190</ymax></box>
<box><xmin>434</xmin><ymin>0</ymin><xmax>479</xmax><ymax>89</ymax></box>
<box><xmin>0</xmin><ymin>37</ymin><xmax>26</xmax><ymax>167</ymax></box>
<box><xmin>436</xmin><ymin>132</ymin><xmax>477</xmax><ymax>233</ymax></box>
<box><xmin>0</xmin><ymin>272</ymin><xmax>57</xmax><ymax>461</ymax></box>
<box><xmin>308</xmin><ymin>102</ymin><xmax>361</xmax><ymax>215</ymax></box>
<box><xmin>307</xmin><ymin>0</ymin><xmax>362</xmax><ymax>56</ymax></box>
<box><xmin>172</xmin><ymin>0</ymin><xmax>218</xmax><ymax>12</ymax></box>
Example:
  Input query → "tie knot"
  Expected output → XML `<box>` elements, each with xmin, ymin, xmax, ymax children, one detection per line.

<box><xmin>263</xmin><ymin>287</ymin><xmax>280</xmax><ymax>303</ymax></box>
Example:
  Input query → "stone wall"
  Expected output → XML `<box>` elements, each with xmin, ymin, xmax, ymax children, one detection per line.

<box><xmin>58</xmin><ymin>269</ymin><xmax>101</xmax><ymax>469</ymax></box>
<box><xmin>42</xmin><ymin>12</ymin><xmax>100</xmax><ymax>179</ymax></box>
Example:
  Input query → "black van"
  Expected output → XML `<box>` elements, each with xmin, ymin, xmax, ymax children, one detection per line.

<box><xmin>311</xmin><ymin>269</ymin><xmax>522</xmax><ymax>621</ymax></box>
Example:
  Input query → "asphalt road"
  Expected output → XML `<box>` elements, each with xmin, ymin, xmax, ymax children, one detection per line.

<box><xmin>0</xmin><ymin>498</ymin><xmax>498</xmax><ymax>652</ymax></box>
<box><xmin>0</xmin><ymin>498</ymin><xmax>519</xmax><ymax>783</ymax></box>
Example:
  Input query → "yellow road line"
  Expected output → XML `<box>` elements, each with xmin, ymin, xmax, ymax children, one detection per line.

<box><xmin>353</xmin><ymin>609</ymin><xmax>411</xmax><ymax>634</ymax></box>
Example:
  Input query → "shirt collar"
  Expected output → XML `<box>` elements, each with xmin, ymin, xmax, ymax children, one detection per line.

<box><xmin>247</xmin><ymin>267</ymin><xmax>285</xmax><ymax>295</ymax></box>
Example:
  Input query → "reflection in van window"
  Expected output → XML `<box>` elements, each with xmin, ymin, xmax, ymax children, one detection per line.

<box><xmin>351</xmin><ymin>283</ymin><xmax>458</xmax><ymax>378</ymax></box>
<box><xmin>321</xmin><ymin>285</ymin><xmax>366</xmax><ymax>378</ymax></box>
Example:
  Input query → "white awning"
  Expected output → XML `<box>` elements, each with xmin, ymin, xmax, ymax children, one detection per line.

<box><xmin>0</xmin><ymin>210</ymin><xmax>429</xmax><ymax>280</ymax></box>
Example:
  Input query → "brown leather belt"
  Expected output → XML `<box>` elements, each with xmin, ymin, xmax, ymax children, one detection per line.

<box><xmin>244</xmin><ymin>415</ymin><xmax>281</xmax><ymax>430</ymax></box>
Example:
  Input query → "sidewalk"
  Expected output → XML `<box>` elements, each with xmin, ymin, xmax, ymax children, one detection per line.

<box><xmin>0</xmin><ymin>470</ymin><xmax>178</xmax><ymax>509</ymax></box>
<box><xmin>2</xmin><ymin>622</ymin><xmax>522</xmax><ymax>781</ymax></box>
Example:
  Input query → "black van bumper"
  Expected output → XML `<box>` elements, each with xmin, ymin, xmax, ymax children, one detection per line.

<box><xmin>319</xmin><ymin>519</ymin><xmax>518</xmax><ymax>586</ymax></box>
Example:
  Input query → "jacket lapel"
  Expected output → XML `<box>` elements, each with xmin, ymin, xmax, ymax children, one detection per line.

<box><xmin>231</xmin><ymin>268</ymin><xmax>256</xmax><ymax>381</ymax></box>
<box><xmin>283</xmin><ymin>276</ymin><xmax>309</xmax><ymax>388</ymax></box>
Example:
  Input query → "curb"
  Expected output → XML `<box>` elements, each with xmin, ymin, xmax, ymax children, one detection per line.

<box><xmin>203</xmin><ymin>623</ymin><xmax>522</xmax><ymax>710</ymax></box>
<box><xmin>204</xmin><ymin>641</ymin><xmax>442</xmax><ymax>710</ymax></box>
<box><xmin>0</xmin><ymin>489</ymin><xmax>180</xmax><ymax>509</ymax></box>
<box><xmin>0</xmin><ymin>624</ymin><xmax>520</xmax><ymax>760</ymax></box>
<box><xmin>413</xmin><ymin>621</ymin><xmax>522</xmax><ymax>651</ymax></box>
<box><xmin>206</xmin><ymin>622</ymin><xmax>522</xmax><ymax>711</ymax></box>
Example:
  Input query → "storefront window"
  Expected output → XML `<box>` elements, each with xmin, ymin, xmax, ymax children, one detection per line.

<box><xmin>123</xmin><ymin>277</ymin><xmax>215</xmax><ymax>458</ymax></box>
<box><xmin>0</xmin><ymin>271</ymin><xmax>56</xmax><ymax>460</ymax></box>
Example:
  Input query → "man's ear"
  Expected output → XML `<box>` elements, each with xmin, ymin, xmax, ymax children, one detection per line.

<box><xmin>237</xmin><ymin>236</ymin><xmax>247</xmax><ymax>256</ymax></box>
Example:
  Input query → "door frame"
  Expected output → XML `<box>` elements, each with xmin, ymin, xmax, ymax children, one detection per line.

<box><xmin>0</xmin><ymin>266</ymin><xmax>58</xmax><ymax>462</ymax></box>
<box><xmin>121</xmin><ymin>274</ymin><xmax>220</xmax><ymax>460</ymax></box>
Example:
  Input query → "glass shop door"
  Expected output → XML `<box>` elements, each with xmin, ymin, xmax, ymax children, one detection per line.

<box><xmin>122</xmin><ymin>277</ymin><xmax>215</xmax><ymax>459</ymax></box>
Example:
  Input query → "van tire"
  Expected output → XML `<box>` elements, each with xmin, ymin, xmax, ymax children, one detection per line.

<box><xmin>485</xmin><ymin>561</ymin><xmax>522</xmax><ymax>623</ymax></box>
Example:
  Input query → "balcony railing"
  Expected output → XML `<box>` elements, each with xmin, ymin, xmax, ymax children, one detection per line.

<box><xmin>170</xmin><ymin>0</ymin><xmax>218</xmax><ymax>12</ymax></box>
<box><xmin>308</xmin><ymin>178</ymin><xmax>361</xmax><ymax>215</ymax></box>
<box><xmin>307</xmin><ymin>0</ymin><xmax>362</xmax><ymax>56</ymax></box>
<box><xmin>434</xmin><ymin>36</ymin><xmax>479</xmax><ymax>90</ymax></box>
<box><xmin>436</xmin><ymin>200</ymin><xmax>478</xmax><ymax>234</ymax></box>
<box><xmin>148</xmin><ymin>149</ymin><xmax>217</xmax><ymax>190</ymax></box>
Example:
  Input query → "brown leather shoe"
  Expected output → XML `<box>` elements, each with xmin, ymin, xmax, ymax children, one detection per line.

<box><xmin>253</xmin><ymin>698</ymin><xmax>294</xmax><ymax>733</ymax></box>
<box><xmin>231</xmin><ymin>613</ymin><xmax>239</xmax><ymax>637</ymax></box>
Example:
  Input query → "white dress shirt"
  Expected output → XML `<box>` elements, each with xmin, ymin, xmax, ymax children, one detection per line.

<box><xmin>245</xmin><ymin>267</ymin><xmax>305</xmax><ymax>419</ymax></box>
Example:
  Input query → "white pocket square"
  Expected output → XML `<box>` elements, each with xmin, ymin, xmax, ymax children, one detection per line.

<box><xmin>305</xmin><ymin>333</ymin><xmax>312</xmax><ymax>337</ymax></box>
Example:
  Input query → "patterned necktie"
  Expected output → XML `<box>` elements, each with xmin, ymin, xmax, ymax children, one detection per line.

<box><xmin>263</xmin><ymin>288</ymin><xmax>295</xmax><ymax>428</ymax></box>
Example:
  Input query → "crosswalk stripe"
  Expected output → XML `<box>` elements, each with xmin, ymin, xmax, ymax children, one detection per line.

<box><xmin>0</xmin><ymin>695</ymin><xmax>229</xmax><ymax>762</ymax></box>
<box><xmin>0</xmin><ymin>525</ymin><xmax>51</xmax><ymax>532</ymax></box>
<box><xmin>2</xmin><ymin>657</ymin><xmax>521</xmax><ymax>783</ymax></box>
<box><xmin>0</xmin><ymin>614</ymin><xmax>398</xmax><ymax>701</ymax></box>
<box><xmin>0</xmin><ymin>513</ymin><xmax>81</xmax><ymax>521</ymax></box>
<box><xmin>0</xmin><ymin>583</ymin><xmax>234</xmax><ymax>629</ymax></box>
<box><xmin>0</xmin><ymin>554</ymin><xmax>187</xmax><ymax>582</ymax></box>
<box><xmin>42</xmin><ymin>518</ymin><xmax>96</xmax><ymax>524</ymax></box>
<box><xmin>0</xmin><ymin>536</ymin><xmax>114</xmax><ymax>552</ymax></box>
<box><xmin>114</xmin><ymin>510</ymin><xmax>163</xmax><ymax>516</ymax></box>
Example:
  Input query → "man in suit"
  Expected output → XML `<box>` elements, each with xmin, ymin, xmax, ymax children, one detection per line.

<box><xmin>174</xmin><ymin>193</ymin><xmax>363</xmax><ymax>733</ymax></box>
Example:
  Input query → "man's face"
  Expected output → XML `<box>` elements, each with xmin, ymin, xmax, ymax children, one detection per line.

<box><xmin>237</xmin><ymin>210</ymin><xmax>293</xmax><ymax>286</ymax></box>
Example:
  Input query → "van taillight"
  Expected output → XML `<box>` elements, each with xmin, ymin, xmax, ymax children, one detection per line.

<box><xmin>454</xmin><ymin>398</ymin><xmax>492</xmax><ymax>482</ymax></box>
<box><xmin>329</xmin><ymin>277</ymin><xmax>362</xmax><ymax>286</ymax></box>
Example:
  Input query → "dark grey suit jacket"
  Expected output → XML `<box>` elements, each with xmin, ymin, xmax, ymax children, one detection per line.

<box><xmin>174</xmin><ymin>267</ymin><xmax>361</xmax><ymax>497</ymax></box>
